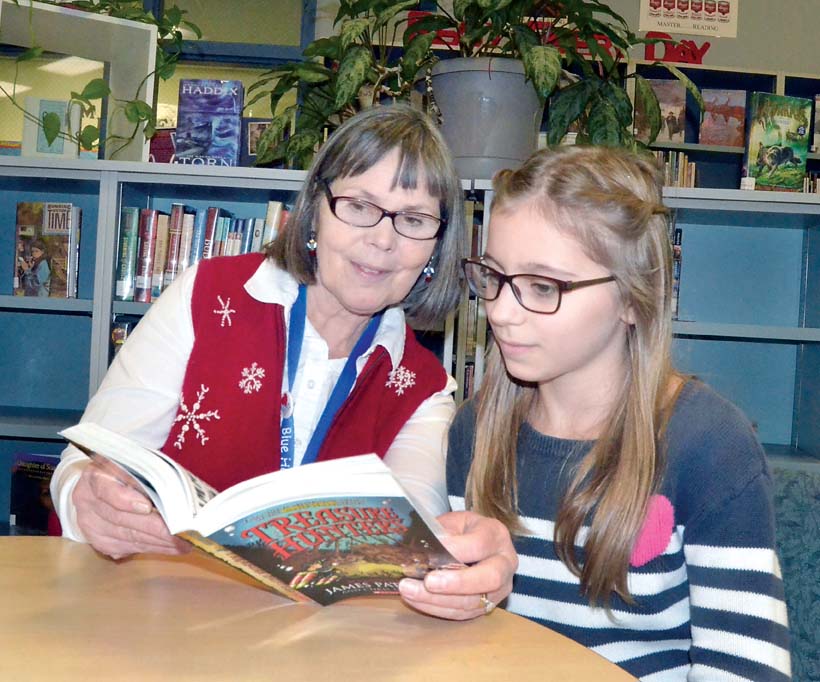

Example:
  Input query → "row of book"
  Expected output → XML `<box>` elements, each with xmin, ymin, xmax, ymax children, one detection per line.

<box><xmin>115</xmin><ymin>200</ymin><xmax>288</xmax><ymax>303</ymax></box>
<box><xmin>653</xmin><ymin>150</ymin><xmax>697</xmax><ymax>188</ymax></box>
<box><xmin>13</xmin><ymin>201</ymin><xmax>82</xmax><ymax>298</ymax></box>
<box><xmin>802</xmin><ymin>172</ymin><xmax>820</xmax><ymax>194</ymax></box>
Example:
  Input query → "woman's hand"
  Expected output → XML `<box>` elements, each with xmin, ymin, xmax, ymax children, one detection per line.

<box><xmin>72</xmin><ymin>456</ymin><xmax>190</xmax><ymax>560</ymax></box>
<box><xmin>398</xmin><ymin>510</ymin><xmax>517</xmax><ymax>620</ymax></box>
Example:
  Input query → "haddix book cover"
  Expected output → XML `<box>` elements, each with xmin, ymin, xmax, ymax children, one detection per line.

<box><xmin>174</xmin><ymin>79</ymin><xmax>243</xmax><ymax>167</ymax></box>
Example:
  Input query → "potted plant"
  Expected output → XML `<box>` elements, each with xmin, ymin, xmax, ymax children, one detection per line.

<box><xmin>249</xmin><ymin>0</ymin><xmax>698</xmax><ymax>174</ymax></box>
<box><xmin>408</xmin><ymin>0</ymin><xmax>700</xmax><ymax>178</ymax></box>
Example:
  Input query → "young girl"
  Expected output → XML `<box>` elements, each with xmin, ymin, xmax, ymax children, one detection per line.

<box><xmin>448</xmin><ymin>146</ymin><xmax>791</xmax><ymax>680</ymax></box>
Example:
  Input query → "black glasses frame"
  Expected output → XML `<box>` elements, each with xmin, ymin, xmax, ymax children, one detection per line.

<box><xmin>462</xmin><ymin>258</ymin><xmax>616</xmax><ymax>315</ymax></box>
<box><xmin>322</xmin><ymin>180</ymin><xmax>446</xmax><ymax>241</ymax></box>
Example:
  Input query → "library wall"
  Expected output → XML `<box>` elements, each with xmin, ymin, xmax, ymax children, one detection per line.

<box><xmin>605</xmin><ymin>0</ymin><xmax>820</xmax><ymax>74</ymax></box>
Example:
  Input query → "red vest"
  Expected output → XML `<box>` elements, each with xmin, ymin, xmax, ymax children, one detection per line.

<box><xmin>161</xmin><ymin>253</ymin><xmax>448</xmax><ymax>491</ymax></box>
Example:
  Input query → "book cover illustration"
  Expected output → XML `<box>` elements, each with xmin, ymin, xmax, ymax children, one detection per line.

<box><xmin>240</xmin><ymin>117</ymin><xmax>272</xmax><ymax>167</ymax></box>
<box><xmin>634</xmin><ymin>79</ymin><xmax>686</xmax><ymax>144</ymax></box>
<box><xmin>14</xmin><ymin>201</ymin><xmax>75</xmax><ymax>297</ymax></box>
<box><xmin>21</xmin><ymin>97</ymin><xmax>81</xmax><ymax>159</ymax></box>
<box><xmin>9</xmin><ymin>453</ymin><xmax>61</xmax><ymax>536</ymax></box>
<box><xmin>174</xmin><ymin>80</ymin><xmax>243</xmax><ymax>167</ymax></box>
<box><xmin>699</xmin><ymin>88</ymin><xmax>746</xmax><ymax>147</ymax></box>
<box><xmin>204</xmin><ymin>496</ymin><xmax>459</xmax><ymax>606</ymax></box>
<box><xmin>744</xmin><ymin>92</ymin><xmax>812</xmax><ymax>192</ymax></box>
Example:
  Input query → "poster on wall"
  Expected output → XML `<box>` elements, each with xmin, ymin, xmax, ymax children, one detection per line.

<box><xmin>639</xmin><ymin>0</ymin><xmax>739</xmax><ymax>38</ymax></box>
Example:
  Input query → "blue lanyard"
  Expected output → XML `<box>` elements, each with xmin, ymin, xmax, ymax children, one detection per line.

<box><xmin>280</xmin><ymin>284</ymin><xmax>382</xmax><ymax>469</ymax></box>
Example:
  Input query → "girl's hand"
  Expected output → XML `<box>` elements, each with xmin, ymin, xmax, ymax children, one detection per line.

<box><xmin>398</xmin><ymin>511</ymin><xmax>517</xmax><ymax>620</ymax></box>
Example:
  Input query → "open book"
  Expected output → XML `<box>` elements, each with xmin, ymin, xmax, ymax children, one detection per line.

<box><xmin>60</xmin><ymin>422</ymin><xmax>460</xmax><ymax>605</ymax></box>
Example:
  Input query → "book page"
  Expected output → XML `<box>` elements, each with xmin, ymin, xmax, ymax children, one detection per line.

<box><xmin>60</xmin><ymin>423</ymin><xmax>217</xmax><ymax>530</ymax></box>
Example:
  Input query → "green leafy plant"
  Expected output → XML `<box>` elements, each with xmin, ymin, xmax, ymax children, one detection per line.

<box><xmin>248</xmin><ymin>0</ymin><xmax>439</xmax><ymax>169</ymax></box>
<box><xmin>250</xmin><ymin>0</ymin><xmax>701</xmax><ymax>168</ymax></box>
<box><xmin>2</xmin><ymin>0</ymin><xmax>200</xmax><ymax>157</ymax></box>
<box><xmin>412</xmin><ymin>0</ymin><xmax>702</xmax><ymax>148</ymax></box>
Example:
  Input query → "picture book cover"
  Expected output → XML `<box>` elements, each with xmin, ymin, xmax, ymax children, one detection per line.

<box><xmin>634</xmin><ymin>79</ymin><xmax>686</xmax><ymax>144</ymax></box>
<box><xmin>174</xmin><ymin>80</ymin><xmax>244</xmax><ymax>167</ymax></box>
<box><xmin>240</xmin><ymin>117</ymin><xmax>272</xmax><ymax>167</ymax></box>
<box><xmin>14</xmin><ymin>201</ymin><xmax>77</xmax><ymax>297</ymax></box>
<box><xmin>743</xmin><ymin>92</ymin><xmax>812</xmax><ymax>192</ymax></box>
<box><xmin>60</xmin><ymin>422</ymin><xmax>462</xmax><ymax>606</ymax></box>
<box><xmin>9</xmin><ymin>453</ymin><xmax>61</xmax><ymax>536</ymax></box>
<box><xmin>699</xmin><ymin>88</ymin><xmax>746</xmax><ymax>147</ymax></box>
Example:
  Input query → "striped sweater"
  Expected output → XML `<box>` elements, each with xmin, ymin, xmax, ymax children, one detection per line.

<box><xmin>447</xmin><ymin>381</ymin><xmax>791</xmax><ymax>681</ymax></box>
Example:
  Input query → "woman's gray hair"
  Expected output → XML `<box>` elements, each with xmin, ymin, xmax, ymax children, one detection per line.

<box><xmin>266</xmin><ymin>104</ymin><xmax>466</xmax><ymax>328</ymax></box>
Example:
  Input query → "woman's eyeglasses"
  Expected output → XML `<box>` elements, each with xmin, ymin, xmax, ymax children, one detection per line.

<box><xmin>462</xmin><ymin>258</ymin><xmax>616</xmax><ymax>315</ymax></box>
<box><xmin>322</xmin><ymin>180</ymin><xmax>445</xmax><ymax>241</ymax></box>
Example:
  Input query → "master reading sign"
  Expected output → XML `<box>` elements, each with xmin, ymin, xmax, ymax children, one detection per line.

<box><xmin>639</xmin><ymin>0</ymin><xmax>739</xmax><ymax>38</ymax></box>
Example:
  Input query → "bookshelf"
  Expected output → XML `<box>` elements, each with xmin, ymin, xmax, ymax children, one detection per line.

<box><xmin>0</xmin><ymin>157</ymin><xmax>817</xmax><ymax>464</ymax></box>
<box><xmin>630</xmin><ymin>62</ymin><xmax>820</xmax><ymax>190</ymax></box>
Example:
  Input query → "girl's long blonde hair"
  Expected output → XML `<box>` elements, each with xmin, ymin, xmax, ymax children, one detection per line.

<box><xmin>467</xmin><ymin>145</ymin><xmax>685</xmax><ymax>606</ymax></box>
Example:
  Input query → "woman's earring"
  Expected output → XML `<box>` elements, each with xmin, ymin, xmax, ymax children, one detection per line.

<box><xmin>422</xmin><ymin>260</ymin><xmax>435</xmax><ymax>283</ymax></box>
<box><xmin>306</xmin><ymin>231</ymin><xmax>318</xmax><ymax>255</ymax></box>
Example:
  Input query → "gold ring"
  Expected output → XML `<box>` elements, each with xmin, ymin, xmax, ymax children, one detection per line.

<box><xmin>479</xmin><ymin>593</ymin><xmax>495</xmax><ymax>615</ymax></box>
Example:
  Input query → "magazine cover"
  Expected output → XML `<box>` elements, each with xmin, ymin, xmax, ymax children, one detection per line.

<box><xmin>174</xmin><ymin>79</ymin><xmax>244</xmax><ymax>167</ymax></box>
<box><xmin>699</xmin><ymin>88</ymin><xmax>746</xmax><ymax>147</ymax></box>
<box><xmin>14</xmin><ymin>201</ymin><xmax>75</xmax><ymax>297</ymax></box>
<box><xmin>634</xmin><ymin>79</ymin><xmax>686</xmax><ymax>144</ymax></box>
<box><xmin>205</xmin><ymin>496</ymin><xmax>460</xmax><ymax>605</ymax></box>
<box><xmin>744</xmin><ymin>92</ymin><xmax>812</xmax><ymax>191</ymax></box>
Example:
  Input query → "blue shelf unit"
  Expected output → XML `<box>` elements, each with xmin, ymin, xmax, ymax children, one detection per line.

<box><xmin>666</xmin><ymin>188</ymin><xmax>820</xmax><ymax>459</ymax></box>
<box><xmin>0</xmin><ymin>165</ymin><xmax>101</xmax><ymax>442</ymax></box>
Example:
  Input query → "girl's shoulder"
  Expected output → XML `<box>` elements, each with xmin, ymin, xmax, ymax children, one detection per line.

<box><xmin>662</xmin><ymin>379</ymin><xmax>770</xmax><ymax>515</ymax></box>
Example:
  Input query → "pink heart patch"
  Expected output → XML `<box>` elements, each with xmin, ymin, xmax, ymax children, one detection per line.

<box><xmin>630</xmin><ymin>494</ymin><xmax>675</xmax><ymax>567</ymax></box>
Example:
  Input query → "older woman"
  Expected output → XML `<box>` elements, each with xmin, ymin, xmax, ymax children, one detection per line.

<box><xmin>51</xmin><ymin>105</ymin><xmax>515</xmax><ymax>620</ymax></box>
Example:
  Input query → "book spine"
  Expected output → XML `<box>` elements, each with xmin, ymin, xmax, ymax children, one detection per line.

<box><xmin>163</xmin><ymin>203</ymin><xmax>185</xmax><ymax>287</ymax></box>
<box><xmin>189</xmin><ymin>208</ymin><xmax>208</xmax><ymax>266</ymax></box>
<box><xmin>250</xmin><ymin>218</ymin><xmax>264</xmax><ymax>253</ymax></box>
<box><xmin>177</xmin><ymin>211</ymin><xmax>196</xmax><ymax>272</ymax></box>
<box><xmin>134</xmin><ymin>209</ymin><xmax>159</xmax><ymax>303</ymax></box>
<box><xmin>240</xmin><ymin>217</ymin><xmax>254</xmax><ymax>254</ymax></box>
<box><xmin>67</xmin><ymin>206</ymin><xmax>82</xmax><ymax>298</ymax></box>
<box><xmin>178</xmin><ymin>531</ymin><xmax>315</xmax><ymax>604</ymax></box>
<box><xmin>151</xmin><ymin>213</ymin><xmax>170</xmax><ymax>298</ymax></box>
<box><xmin>115</xmin><ymin>206</ymin><xmax>140</xmax><ymax>301</ymax></box>
<box><xmin>672</xmin><ymin>227</ymin><xmax>683</xmax><ymax>319</ymax></box>
<box><xmin>262</xmin><ymin>200</ymin><xmax>283</xmax><ymax>246</ymax></box>
<box><xmin>202</xmin><ymin>207</ymin><xmax>220</xmax><ymax>260</ymax></box>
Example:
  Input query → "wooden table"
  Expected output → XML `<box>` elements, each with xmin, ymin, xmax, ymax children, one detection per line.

<box><xmin>0</xmin><ymin>537</ymin><xmax>635</xmax><ymax>681</ymax></box>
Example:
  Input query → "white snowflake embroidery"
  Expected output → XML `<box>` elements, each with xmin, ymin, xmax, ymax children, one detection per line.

<box><xmin>213</xmin><ymin>295</ymin><xmax>236</xmax><ymax>327</ymax></box>
<box><xmin>385</xmin><ymin>365</ymin><xmax>416</xmax><ymax>395</ymax></box>
<box><xmin>173</xmin><ymin>384</ymin><xmax>221</xmax><ymax>449</ymax></box>
<box><xmin>238</xmin><ymin>362</ymin><xmax>266</xmax><ymax>394</ymax></box>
